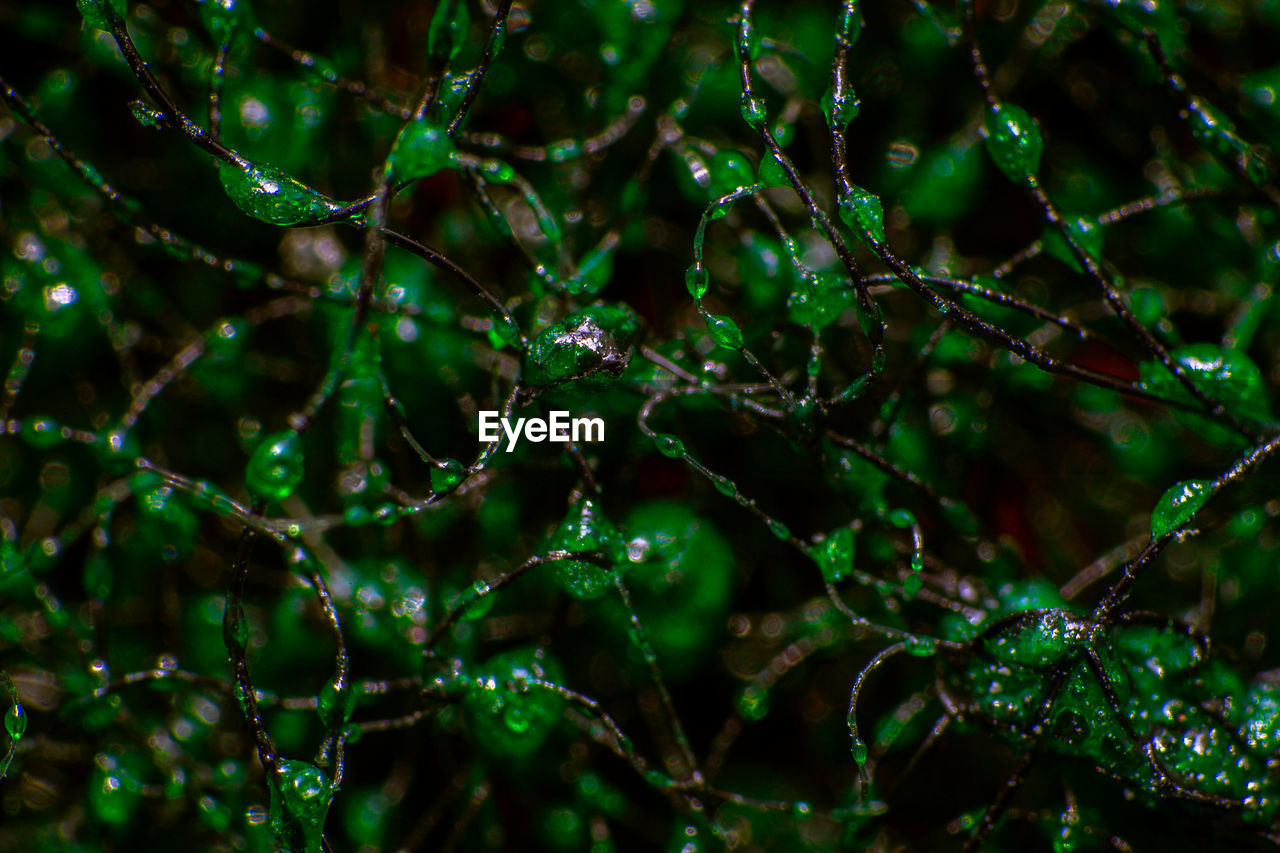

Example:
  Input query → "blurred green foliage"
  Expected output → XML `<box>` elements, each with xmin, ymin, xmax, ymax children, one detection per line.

<box><xmin>3</xmin><ymin>0</ymin><xmax>1280</xmax><ymax>851</ymax></box>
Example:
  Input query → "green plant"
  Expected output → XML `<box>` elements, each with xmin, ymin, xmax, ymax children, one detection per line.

<box><xmin>3</xmin><ymin>0</ymin><xmax>1280</xmax><ymax>850</ymax></box>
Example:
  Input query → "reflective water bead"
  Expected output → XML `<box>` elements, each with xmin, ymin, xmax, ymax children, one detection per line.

<box><xmin>1151</xmin><ymin>479</ymin><xmax>1212</xmax><ymax>539</ymax></box>
<box><xmin>245</xmin><ymin>430</ymin><xmax>305</xmax><ymax>502</ymax></box>
<box><xmin>1139</xmin><ymin>343</ymin><xmax>1271</xmax><ymax>444</ymax></box>
<box><xmin>821</xmin><ymin>85</ymin><xmax>861</xmax><ymax>132</ymax></box>
<box><xmin>1144</xmin><ymin>343</ymin><xmax>1269</xmax><ymax>418</ymax></box>
<box><xmin>685</xmin><ymin>264</ymin><xmax>709</xmax><ymax>299</ymax></box>
<box><xmin>985</xmin><ymin>609</ymin><xmax>1089</xmax><ymax>668</ymax></box>
<box><xmin>4</xmin><ymin>704</ymin><xmax>25</xmax><ymax>740</ymax></box>
<box><xmin>524</xmin><ymin>303</ymin><xmax>643</xmax><ymax>389</ymax></box>
<box><xmin>388</xmin><ymin>121</ymin><xmax>457</xmax><ymax>182</ymax></box>
<box><xmin>218</xmin><ymin>160</ymin><xmax>343</xmax><ymax>226</ymax></box>
<box><xmin>270</xmin><ymin>759</ymin><xmax>335</xmax><ymax>853</ymax></box>
<box><xmin>838</xmin><ymin>186</ymin><xmax>885</xmax><ymax>248</ymax></box>
<box><xmin>851</xmin><ymin>736</ymin><xmax>868</xmax><ymax>766</ymax></box>
<box><xmin>703</xmin><ymin>313</ymin><xmax>743</xmax><ymax>350</ymax></box>
<box><xmin>710</xmin><ymin>473</ymin><xmax>737</xmax><ymax>498</ymax></box>
<box><xmin>652</xmin><ymin>433</ymin><xmax>684</xmax><ymax>458</ymax></box>
<box><xmin>984</xmin><ymin>102</ymin><xmax>1043</xmax><ymax>182</ymax></box>
<box><xmin>464</xmin><ymin>647</ymin><xmax>565</xmax><ymax>756</ymax></box>
<box><xmin>316</xmin><ymin>676</ymin><xmax>357</xmax><ymax>728</ymax></box>
<box><xmin>547</xmin><ymin>498</ymin><xmax>625</xmax><ymax>600</ymax></box>
<box><xmin>788</xmin><ymin>274</ymin><xmax>853</xmax><ymax>330</ymax></box>
<box><xmin>740</xmin><ymin>93</ymin><xmax>767</xmax><ymax>129</ymax></box>
<box><xmin>430</xmin><ymin>458</ymin><xmax>466</xmax><ymax>493</ymax></box>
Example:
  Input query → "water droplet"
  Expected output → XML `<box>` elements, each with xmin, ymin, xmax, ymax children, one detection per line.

<box><xmin>1151</xmin><ymin>479</ymin><xmax>1212</xmax><ymax>538</ymax></box>
<box><xmin>430</xmin><ymin>458</ymin><xmax>466</xmax><ymax>493</ymax></box>
<box><xmin>547</xmin><ymin>497</ymin><xmax>624</xmax><ymax>600</ymax></box>
<box><xmin>710</xmin><ymin>473</ymin><xmax>738</xmax><ymax>498</ymax></box>
<box><xmin>740</xmin><ymin>93</ymin><xmax>767</xmax><ymax>129</ymax></box>
<box><xmin>5</xmin><ymin>704</ymin><xmax>26</xmax><ymax>740</ymax></box>
<box><xmin>463</xmin><ymin>648</ymin><xmax>565</xmax><ymax>756</ymax></box>
<box><xmin>245</xmin><ymin>430</ymin><xmax>305</xmax><ymax>502</ymax></box>
<box><xmin>219</xmin><ymin>160</ymin><xmax>343</xmax><ymax>226</ymax></box>
<box><xmin>984</xmin><ymin>102</ymin><xmax>1043</xmax><ymax>182</ymax></box>
<box><xmin>685</xmin><ymin>264</ymin><xmax>709</xmax><ymax>299</ymax></box>
<box><xmin>316</xmin><ymin>676</ymin><xmax>357</xmax><ymax>727</ymax></box>
<box><xmin>788</xmin><ymin>274</ymin><xmax>853</xmax><ymax>330</ymax></box>
<box><xmin>1145</xmin><ymin>344</ymin><xmax>1269</xmax><ymax>418</ymax></box>
<box><xmin>838</xmin><ymin>185</ymin><xmax>885</xmax><ymax>248</ymax></box>
<box><xmin>653</xmin><ymin>433</ymin><xmax>685</xmax><ymax>458</ymax></box>
<box><xmin>704</xmin><ymin>313</ymin><xmax>743</xmax><ymax>350</ymax></box>
<box><xmin>271</xmin><ymin>759</ymin><xmax>335</xmax><ymax>850</ymax></box>
<box><xmin>821</xmin><ymin>85</ymin><xmax>860</xmax><ymax>132</ymax></box>
<box><xmin>523</xmin><ymin>303</ymin><xmax>642</xmax><ymax>389</ymax></box>
<box><xmin>851</xmin><ymin>736</ymin><xmax>868</xmax><ymax>766</ymax></box>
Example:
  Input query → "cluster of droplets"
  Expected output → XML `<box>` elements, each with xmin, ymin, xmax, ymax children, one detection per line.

<box><xmin>4</xmin><ymin>0</ymin><xmax>1280</xmax><ymax>849</ymax></box>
